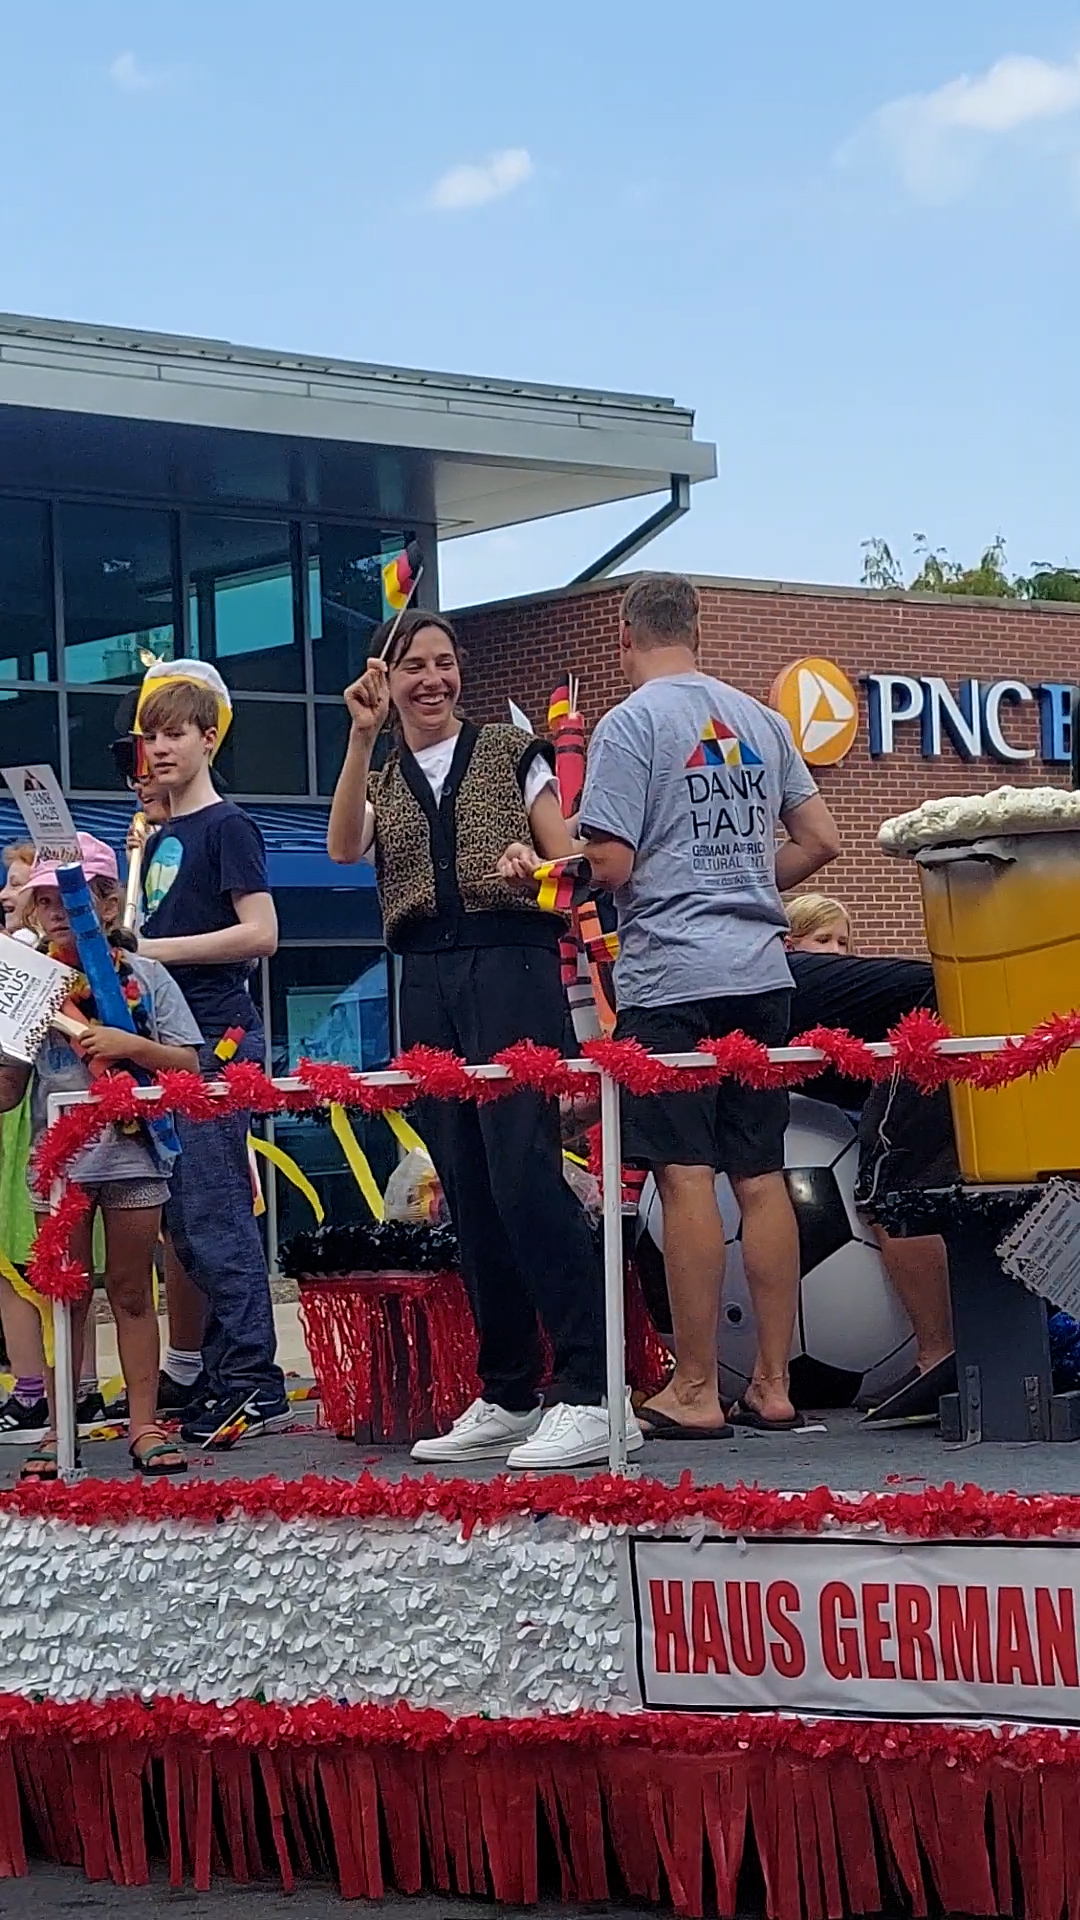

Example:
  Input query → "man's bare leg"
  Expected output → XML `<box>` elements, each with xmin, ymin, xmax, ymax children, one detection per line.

<box><xmin>872</xmin><ymin>1225</ymin><xmax>953</xmax><ymax>1371</ymax></box>
<box><xmin>640</xmin><ymin>1162</ymin><xmax>727</xmax><ymax>1431</ymax></box>
<box><xmin>734</xmin><ymin>1170</ymin><xmax>799</xmax><ymax>1424</ymax></box>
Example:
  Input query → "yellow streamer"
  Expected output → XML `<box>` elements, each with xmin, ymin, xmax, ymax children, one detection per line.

<box><xmin>330</xmin><ymin>1104</ymin><xmax>385</xmax><ymax>1221</ymax></box>
<box><xmin>383</xmin><ymin>1109</ymin><xmax>427</xmax><ymax>1157</ymax></box>
<box><xmin>248</xmin><ymin>1135</ymin><xmax>325</xmax><ymax>1225</ymax></box>
<box><xmin>0</xmin><ymin>1248</ymin><xmax>53</xmax><ymax>1367</ymax></box>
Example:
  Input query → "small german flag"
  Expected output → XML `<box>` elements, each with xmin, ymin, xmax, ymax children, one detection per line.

<box><xmin>547</xmin><ymin>681</ymin><xmax>571</xmax><ymax>729</ymax></box>
<box><xmin>214</xmin><ymin>1025</ymin><xmax>246</xmax><ymax>1063</ymax></box>
<box><xmin>533</xmin><ymin>855</ymin><xmax>594</xmax><ymax>914</ymax></box>
<box><xmin>583</xmin><ymin>928</ymin><xmax>620</xmax><ymax>965</ymax></box>
<box><xmin>382</xmin><ymin>540</ymin><xmax>423</xmax><ymax>613</ymax></box>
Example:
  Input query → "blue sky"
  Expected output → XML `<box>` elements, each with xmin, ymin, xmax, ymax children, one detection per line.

<box><xmin>1</xmin><ymin>1</ymin><xmax>1078</xmax><ymax>607</ymax></box>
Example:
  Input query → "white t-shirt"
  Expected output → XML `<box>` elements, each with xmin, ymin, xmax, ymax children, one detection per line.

<box><xmin>361</xmin><ymin>731</ymin><xmax>556</xmax><ymax>856</ymax></box>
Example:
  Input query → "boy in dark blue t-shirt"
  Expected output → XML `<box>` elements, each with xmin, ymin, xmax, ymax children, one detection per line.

<box><xmin>136</xmin><ymin>661</ymin><xmax>287</xmax><ymax>1439</ymax></box>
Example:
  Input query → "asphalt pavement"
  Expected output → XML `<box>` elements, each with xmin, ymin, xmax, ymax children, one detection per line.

<box><xmin>1</xmin><ymin>1873</ymin><xmax>666</xmax><ymax>1918</ymax></box>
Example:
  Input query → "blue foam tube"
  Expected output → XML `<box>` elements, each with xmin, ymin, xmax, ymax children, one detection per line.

<box><xmin>56</xmin><ymin>863</ymin><xmax>181</xmax><ymax>1173</ymax></box>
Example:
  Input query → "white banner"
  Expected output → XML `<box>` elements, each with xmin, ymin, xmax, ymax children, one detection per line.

<box><xmin>630</xmin><ymin>1534</ymin><xmax>1080</xmax><ymax>1724</ymax></box>
<box><xmin>0</xmin><ymin>941</ymin><xmax>76</xmax><ymax>1063</ymax></box>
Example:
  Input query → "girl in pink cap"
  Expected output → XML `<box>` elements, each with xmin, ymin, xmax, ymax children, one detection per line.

<box><xmin>0</xmin><ymin>834</ymin><xmax>202</xmax><ymax>1479</ymax></box>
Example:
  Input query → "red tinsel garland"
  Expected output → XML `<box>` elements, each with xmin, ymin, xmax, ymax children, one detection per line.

<box><xmin>0</xmin><ymin>1691</ymin><xmax>1075</xmax><ymax>1769</ymax></box>
<box><xmin>4</xmin><ymin>1468</ymin><xmax>1080</xmax><ymax>1541</ymax></box>
<box><xmin>25</xmin><ymin>1007</ymin><xmax>1080</xmax><ymax>1298</ymax></box>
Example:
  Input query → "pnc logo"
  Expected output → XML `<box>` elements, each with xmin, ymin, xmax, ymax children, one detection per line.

<box><xmin>769</xmin><ymin>657</ymin><xmax>859</xmax><ymax>766</ymax></box>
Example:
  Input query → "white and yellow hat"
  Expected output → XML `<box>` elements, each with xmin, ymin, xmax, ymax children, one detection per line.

<box><xmin>134</xmin><ymin>659</ymin><xmax>233</xmax><ymax>761</ymax></box>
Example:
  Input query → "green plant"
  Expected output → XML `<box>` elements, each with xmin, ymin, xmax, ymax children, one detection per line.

<box><xmin>860</xmin><ymin>536</ymin><xmax>1080</xmax><ymax>601</ymax></box>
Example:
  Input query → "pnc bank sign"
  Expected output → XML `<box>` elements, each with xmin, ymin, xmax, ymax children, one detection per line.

<box><xmin>769</xmin><ymin>656</ymin><xmax>1075</xmax><ymax>768</ymax></box>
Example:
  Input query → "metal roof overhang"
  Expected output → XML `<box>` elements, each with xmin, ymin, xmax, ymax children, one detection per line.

<box><xmin>0</xmin><ymin>312</ymin><xmax>716</xmax><ymax>538</ymax></box>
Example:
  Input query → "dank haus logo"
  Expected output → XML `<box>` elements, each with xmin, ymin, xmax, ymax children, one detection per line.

<box><xmin>684</xmin><ymin>722</ymin><xmax>768</xmax><ymax>869</ymax></box>
<box><xmin>768</xmin><ymin>656</ymin><xmax>1076</xmax><ymax>765</ymax></box>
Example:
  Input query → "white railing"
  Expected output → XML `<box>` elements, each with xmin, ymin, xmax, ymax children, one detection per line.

<box><xmin>42</xmin><ymin>1030</ymin><xmax>1064</xmax><ymax>1480</ymax></box>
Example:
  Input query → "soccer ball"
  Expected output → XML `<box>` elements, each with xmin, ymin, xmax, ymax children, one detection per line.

<box><xmin>635</xmin><ymin>1094</ymin><xmax>916</xmax><ymax>1409</ymax></box>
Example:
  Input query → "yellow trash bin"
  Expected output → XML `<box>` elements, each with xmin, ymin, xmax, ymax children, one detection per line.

<box><xmin>879</xmin><ymin>791</ymin><xmax>1080</xmax><ymax>1184</ymax></box>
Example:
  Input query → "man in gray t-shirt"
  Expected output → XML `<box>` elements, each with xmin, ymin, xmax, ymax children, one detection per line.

<box><xmin>577</xmin><ymin>575</ymin><xmax>840</xmax><ymax>1441</ymax></box>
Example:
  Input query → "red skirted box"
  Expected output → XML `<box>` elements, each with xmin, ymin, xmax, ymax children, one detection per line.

<box><xmin>298</xmin><ymin>1271</ymin><xmax>479</xmax><ymax>1444</ymax></box>
<box><xmin>3</xmin><ymin>1698</ymin><xmax>1080</xmax><ymax>1916</ymax></box>
<box><xmin>298</xmin><ymin>1265</ymin><xmax>672</xmax><ymax>1445</ymax></box>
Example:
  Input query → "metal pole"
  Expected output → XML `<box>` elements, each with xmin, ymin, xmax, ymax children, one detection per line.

<box><xmin>260</xmin><ymin>956</ymin><xmax>279</xmax><ymax>1276</ymax></box>
<box><xmin>599</xmin><ymin>1067</ymin><xmax>631</xmax><ymax>1474</ymax></box>
<box><xmin>48</xmin><ymin>1094</ymin><xmax>78</xmax><ymax>1479</ymax></box>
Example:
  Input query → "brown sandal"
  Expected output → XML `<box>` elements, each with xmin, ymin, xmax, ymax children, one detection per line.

<box><xmin>129</xmin><ymin>1422</ymin><xmax>187</xmax><ymax>1477</ymax></box>
<box><xmin>19</xmin><ymin>1435</ymin><xmax>81</xmax><ymax>1481</ymax></box>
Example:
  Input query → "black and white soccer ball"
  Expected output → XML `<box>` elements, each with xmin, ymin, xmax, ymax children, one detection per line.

<box><xmin>635</xmin><ymin>1093</ymin><xmax>916</xmax><ymax>1409</ymax></box>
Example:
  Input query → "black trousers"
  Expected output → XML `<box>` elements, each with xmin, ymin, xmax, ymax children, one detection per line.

<box><xmin>399</xmin><ymin>945</ymin><xmax>605</xmax><ymax>1408</ymax></box>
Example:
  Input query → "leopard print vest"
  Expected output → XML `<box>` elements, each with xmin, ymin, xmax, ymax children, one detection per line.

<box><xmin>369</xmin><ymin>722</ymin><xmax>561</xmax><ymax>951</ymax></box>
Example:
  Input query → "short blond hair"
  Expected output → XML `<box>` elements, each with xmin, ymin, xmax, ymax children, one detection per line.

<box><xmin>786</xmin><ymin>893</ymin><xmax>851</xmax><ymax>944</ymax></box>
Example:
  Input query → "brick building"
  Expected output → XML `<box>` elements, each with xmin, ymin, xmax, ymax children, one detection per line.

<box><xmin>455</xmin><ymin>573</ymin><xmax>1080</xmax><ymax>955</ymax></box>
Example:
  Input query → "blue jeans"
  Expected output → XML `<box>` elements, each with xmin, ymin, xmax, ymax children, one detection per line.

<box><xmin>164</xmin><ymin>1031</ymin><xmax>285</xmax><ymax>1405</ymax></box>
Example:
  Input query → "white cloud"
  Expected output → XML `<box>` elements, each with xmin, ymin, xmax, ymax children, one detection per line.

<box><xmin>843</xmin><ymin>52</ymin><xmax>1080</xmax><ymax>203</ymax></box>
<box><xmin>109</xmin><ymin>52</ymin><xmax>159</xmax><ymax>92</ymax></box>
<box><xmin>429</xmin><ymin>148</ymin><xmax>533</xmax><ymax>212</ymax></box>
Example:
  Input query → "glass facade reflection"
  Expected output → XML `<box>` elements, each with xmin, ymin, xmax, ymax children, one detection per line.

<box><xmin>0</xmin><ymin>487</ymin><xmax>430</xmax><ymax>1268</ymax></box>
<box><xmin>187</xmin><ymin>516</ymin><xmax>302</xmax><ymax>694</ymax></box>
<box><xmin>0</xmin><ymin>494</ymin><xmax>424</xmax><ymax>799</ymax></box>
<box><xmin>265</xmin><ymin>948</ymin><xmax>397</xmax><ymax>1240</ymax></box>
<box><xmin>0</xmin><ymin>499</ymin><xmax>54</xmax><ymax>681</ymax></box>
<box><xmin>60</xmin><ymin>504</ymin><xmax>177</xmax><ymax>686</ymax></box>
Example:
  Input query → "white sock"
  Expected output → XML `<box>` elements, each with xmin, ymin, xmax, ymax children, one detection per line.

<box><xmin>163</xmin><ymin>1347</ymin><xmax>203</xmax><ymax>1387</ymax></box>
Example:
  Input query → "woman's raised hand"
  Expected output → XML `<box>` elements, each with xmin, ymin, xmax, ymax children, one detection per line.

<box><xmin>344</xmin><ymin>657</ymin><xmax>391</xmax><ymax>737</ymax></box>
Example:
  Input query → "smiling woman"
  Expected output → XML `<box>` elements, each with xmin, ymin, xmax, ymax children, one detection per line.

<box><xmin>326</xmin><ymin>608</ymin><xmax>617</xmax><ymax>1473</ymax></box>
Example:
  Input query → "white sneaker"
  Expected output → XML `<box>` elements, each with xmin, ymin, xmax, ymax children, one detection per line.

<box><xmin>505</xmin><ymin>1397</ymin><xmax>644</xmax><ymax>1471</ymax></box>
<box><xmin>410</xmin><ymin>1398</ymin><xmax>542</xmax><ymax>1463</ymax></box>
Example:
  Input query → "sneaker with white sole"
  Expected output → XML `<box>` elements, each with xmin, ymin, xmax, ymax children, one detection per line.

<box><xmin>410</xmin><ymin>1398</ymin><xmax>542</xmax><ymax>1463</ymax></box>
<box><xmin>506</xmin><ymin>1397</ymin><xmax>644</xmax><ymax>1471</ymax></box>
<box><xmin>0</xmin><ymin>1394</ymin><xmax>51</xmax><ymax>1445</ymax></box>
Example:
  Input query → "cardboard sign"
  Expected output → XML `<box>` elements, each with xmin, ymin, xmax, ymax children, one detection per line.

<box><xmin>997</xmin><ymin>1179</ymin><xmax>1080</xmax><ymax>1317</ymax></box>
<box><xmin>630</xmin><ymin>1533</ymin><xmax>1080</xmax><ymax>1724</ymax></box>
<box><xmin>2</xmin><ymin>765</ymin><xmax>80</xmax><ymax>865</ymax></box>
<box><xmin>0</xmin><ymin>941</ymin><xmax>77</xmax><ymax>1064</ymax></box>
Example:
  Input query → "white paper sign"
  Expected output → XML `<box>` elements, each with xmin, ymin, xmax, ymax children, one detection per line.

<box><xmin>0</xmin><ymin>940</ymin><xmax>77</xmax><ymax>1064</ymax></box>
<box><xmin>630</xmin><ymin>1534</ymin><xmax>1080</xmax><ymax>1724</ymax></box>
<box><xmin>2</xmin><ymin>764</ymin><xmax>79</xmax><ymax>865</ymax></box>
<box><xmin>997</xmin><ymin>1179</ymin><xmax>1080</xmax><ymax>1316</ymax></box>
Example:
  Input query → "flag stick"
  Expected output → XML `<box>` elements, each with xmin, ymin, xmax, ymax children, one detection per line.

<box><xmin>123</xmin><ymin>812</ymin><xmax>147</xmax><ymax>933</ymax></box>
<box><xmin>377</xmin><ymin>565</ymin><xmax>425</xmax><ymax>662</ymax></box>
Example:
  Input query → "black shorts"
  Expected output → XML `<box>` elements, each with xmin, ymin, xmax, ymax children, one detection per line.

<box><xmin>616</xmin><ymin>991</ymin><xmax>791</xmax><ymax>1178</ymax></box>
<box><xmin>855</xmin><ymin>1077</ymin><xmax>959</xmax><ymax>1216</ymax></box>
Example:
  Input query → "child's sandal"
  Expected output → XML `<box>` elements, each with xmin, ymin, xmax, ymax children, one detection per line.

<box><xmin>19</xmin><ymin>1436</ymin><xmax>81</xmax><ymax>1482</ymax></box>
<box><xmin>129</xmin><ymin>1423</ymin><xmax>187</xmax><ymax>1477</ymax></box>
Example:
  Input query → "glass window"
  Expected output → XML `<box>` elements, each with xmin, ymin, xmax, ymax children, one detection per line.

<box><xmin>311</xmin><ymin>525</ymin><xmax>408</xmax><ymax>694</ymax></box>
<box><xmin>0</xmin><ymin>500</ymin><xmax>55</xmax><ymax>681</ymax></box>
<box><xmin>68</xmin><ymin>690</ymin><xmax>130</xmax><ymax>790</ymax></box>
<box><xmin>213</xmin><ymin>698</ymin><xmax>308</xmax><ymax>795</ymax></box>
<box><xmin>187</xmin><ymin>516</ymin><xmax>302</xmax><ymax>693</ymax></box>
<box><xmin>314</xmin><ymin>700</ymin><xmax>350</xmax><ymax>797</ymax></box>
<box><xmin>59</xmin><ymin>505</ymin><xmax>177</xmax><ymax>686</ymax></box>
<box><xmin>267</xmin><ymin>948</ymin><xmax>395</xmax><ymax>1238</ymax></box>
<box><xmin>0</xmin><ymin>689</ymin><xmax>60</xmax><ymax>769</ymax></box>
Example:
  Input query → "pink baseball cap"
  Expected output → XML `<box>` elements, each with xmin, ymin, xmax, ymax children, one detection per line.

<box><xmin>26</xmin><ymin>833</ymin><xmax>119</xmax><ymax>891</ymax></box>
